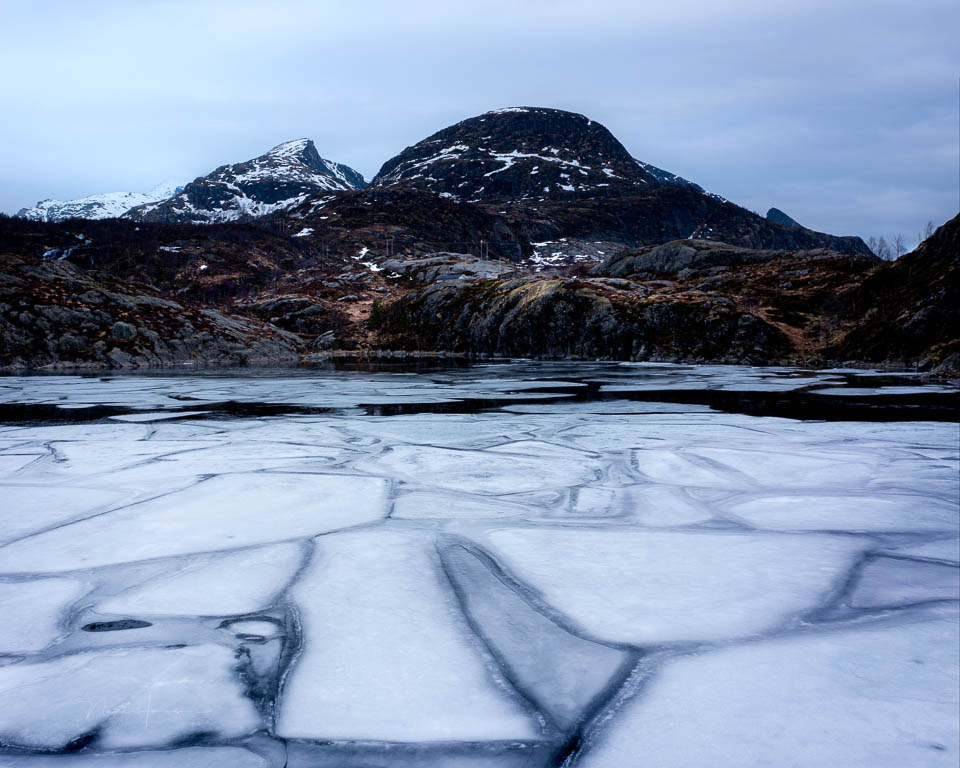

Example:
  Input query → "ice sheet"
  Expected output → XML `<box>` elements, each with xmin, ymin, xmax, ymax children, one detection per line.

<box><xmin>277</xmin><ymin>529</ymin><xmax>542</xmax><ymax>741</ymax></box>
<box><xmin>96</xmin><ymin>541</ymin><xmax>304</xmax><ymax>617</ymax></box>
<box><xmin>0</xmin><ymin>747</ymin><xmax>270</xmax><ymax>767</ymax></box>
<box><xmin>884</xmin><ymin>537</ymin><xmax>960</xmax><ymax>562</ymax></box>
<box><xmin>0</xmin><ymin>485</ymin><xmax>137</xmax><ymax>544</ymax></box>
<box><xmin>359</xmin><ymin>445</ymin><xmax>597</xmax><ymax>495</ymax></box>
<box><xmin>727</xmin><ymin>494</ymin><xmax>959</xmax><ymax>532</ymax></box>
<box><xmin>0</xmin><ymin>578</ymin><xmax>85</xmax><ymax>652</ymax></box>
<box><xmin>482</xmin><ymin>528</ymin><xmax>866</xmax><ymax>644</ymax></box>
<box><xmin>440</xmin><ymin>542</ymin><xmax>634</xmax><ymax>732</ymax></box>
<box><xmin>0</xmin><ymin>473</ymin><xmax>387</xmax><ymax>573</ymax></box>
<box><xmin>581</xmin><ymin>613</ymin><xmax>960</xmax><ymax>768</ymax></box>
<box><xmin>0</xmin><ymin>364</ymin><xmax>955</xmax><ymax>763</ymax></box>
<box><xmin>849</xmin><ymin>557</ymin><xmax>960</xmax><ymax>607</ymax></box>
<box><xmin>0</xmin><ymin>645</ymin><xmax>261</xmax><ymax>750</ymax></box>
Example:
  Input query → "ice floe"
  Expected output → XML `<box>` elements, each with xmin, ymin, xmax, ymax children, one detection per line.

<box><xmin>580</xmin><ymin>613</ymin><xmax>960</xmax><ymax>768</ymax></box>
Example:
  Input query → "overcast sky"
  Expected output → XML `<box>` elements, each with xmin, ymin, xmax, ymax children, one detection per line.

<box><xmin>1</xmin><ymin>0</ymin><xmax>957</xmax><ymax>246</ymax></box>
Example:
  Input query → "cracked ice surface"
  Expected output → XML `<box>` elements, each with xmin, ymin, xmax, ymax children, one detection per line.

<box><xmin>0</xmin><ymin>362</ymin><xmax>956</xmax><ymax>766</ymax></box>
<box><xmin>580</xmin><ymin>611</ymin><xmax>960</xmax><ymax>768</ymax></box>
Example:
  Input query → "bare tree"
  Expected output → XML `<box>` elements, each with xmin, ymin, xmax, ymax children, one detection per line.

<box><xmin>876</xmin><ymin>236</ymin><xmax>892</xmax><ymax>261</ymax></box>
<box><xmin>892</xmin><ymin>233</ymin><xmax>907</xmax><ymax>259</ymax></box>
<box><xmin>867</xmin><ymin>235</ymin><xmax>878</xmax><ymax>256</ymax></box>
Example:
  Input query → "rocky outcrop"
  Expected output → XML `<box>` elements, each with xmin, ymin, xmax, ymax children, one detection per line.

<box><xmin>380</xmin><ymin>253</ymin><xmax>516</xmax><ymax>283</ymax></box>
<box><xmin>242</xmin><ymin>296</ymin><xmax>348</xmax><ymax>336</ymax></box>
<box><xmin>592</xmin><ymin>239</ymin><xmax>868</xmax><ymax>277</ymax></box>
<box><xmin>376</xmin><ymin>277</ymin><xmax>793</xmax><ymax>363</ymax></box>
<box><xmin>0</xmin><ymin>254</ymin><xmax>301</xmax><ymax>369</ymax></box>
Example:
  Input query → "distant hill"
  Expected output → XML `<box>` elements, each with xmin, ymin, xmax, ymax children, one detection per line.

<box><xmin>766</xmin><ymin>208</ymin><xmax>803</xmax><ymax>228</ymax></box>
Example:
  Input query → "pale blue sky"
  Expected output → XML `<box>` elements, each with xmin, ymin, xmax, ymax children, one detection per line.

<box><xmin>1</xmin><ymin>0</ymin><xmax>957</xmax><ymax>245</ymax></box>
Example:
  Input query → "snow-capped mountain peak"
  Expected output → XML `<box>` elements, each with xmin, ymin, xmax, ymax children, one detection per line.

<box><xmin>125</xmin><ymin>139</ymin><xmax>367</xmax><ymax>224</ymax></box>
<box><xmin>266</xmin><ymin>138</ymin><xmax>313</xmax><ymax>158</ymax></box>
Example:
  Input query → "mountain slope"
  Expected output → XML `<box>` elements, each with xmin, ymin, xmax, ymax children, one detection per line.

<box><xmin>125</xmin><ymin>139</ymin><xmax>366</xmax><ymax>224</ymax></box>
<box><xmin>16</xmin><ymin>183</ymin><xmax>182</xmax><ymax>222</ymax></box>
<box><xmin>0</xmin><ymin>252</ymin><xmax>301</xmax><ymax>369</ymax></box>
<box><xmin>827</xmin><ymin>212</ymin><xmax>960</xmax><ymax>370</ymax></box>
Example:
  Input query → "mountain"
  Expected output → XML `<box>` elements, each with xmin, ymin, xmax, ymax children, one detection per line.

<box><xmin>371</xmin><ymin>107</ymin><xmax>661</xmax><ymax>201</ymax></box>
<box><xmin>126</xmin><ymin>139</ymin><xmax>366</xmax><ymax>224</ymax></box>
<box><xmin>16</xmin><ymin>183</ymin><xmax>182</xmax><ymax>223</ymax></box>
<box><xmin>369</xmin><ymin>107</ymin><xmax>870</xmax><ymax>255</ymax></box>
<box><xmin>766</xmin><ymin>207</ymin><xmax>803</xmax><ymax>228</ymax></box>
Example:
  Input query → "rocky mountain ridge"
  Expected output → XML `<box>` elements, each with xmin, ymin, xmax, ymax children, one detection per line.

<box><xmin>15</xmin><ymin>107</ymin><xmax>868</xmax><ymax>259</ymax></box>
<box><xmin>16</xmin><ymin>183</ymin><xmax>182</xmax><ymax>223</ymax></box>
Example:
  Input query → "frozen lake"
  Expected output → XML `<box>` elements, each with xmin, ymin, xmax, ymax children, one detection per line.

<box><xmin>0</xmin><ymin>362</ymin><xmax>957</xmax><ymax>767</ymax></box>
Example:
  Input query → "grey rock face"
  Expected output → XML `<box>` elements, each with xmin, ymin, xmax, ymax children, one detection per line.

<box><xmin>110</xmin><ymin>321</ymin><xmax>137</xmax><ymax>340</ymax></box>
<box><xmin>243</xmin><ymin>297</ymin><xmax>344</xmax><ymax>336</ymax></box>
<box><xmin>381</xmin><ymin>253</ymin><xmax>517</xmax><ymax>283</ymax></box>
<box><xmin>379</xmin><ymin>277</ymin><xmax>792</xmax><ymax>364</ymax></box>
<box><xmin>591</xmin><ymin>239</ymin><xmax>855</xmax><ymax>277</ymax></box>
